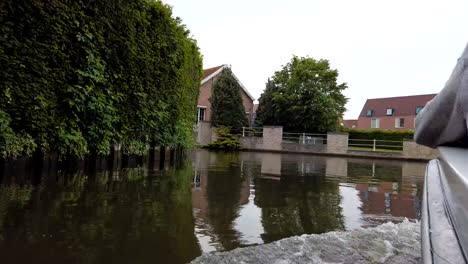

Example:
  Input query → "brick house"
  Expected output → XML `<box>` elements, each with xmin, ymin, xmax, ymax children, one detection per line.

<box><xmin>356</xmin><ymin>94</ymin><xmax>436</xmax><ymax>130</ymax></box>
<box><xmin>197</xmin><ymin>64</ymin><xmax>255</xmax><ymax>125</ymax></box>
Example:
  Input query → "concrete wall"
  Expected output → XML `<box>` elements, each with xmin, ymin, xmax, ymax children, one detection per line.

<box><xmin>282</xmin><ymin>143</ymin><xmax>326</xmax><ymax>153</ymax></box>
<box><xmin>262</xmin><ymin>126</ymin><xmax>283</xmax><ymax>151</ymax></box>
<box><xmin>326</xmin><ymin>133</ymin><xmax>349</xmax><ymax>154</ymax></box>
<box><xmin>402</xmin><ymin>140</ymin><xmax>438</xmax><ymax>160</ymax></box>
<box><xmin>196</xmin><ymin>121</ymin><xmax>212</xmax><ymax>146</ymax></box>
<box><xmin>240</xmin><ymin>136</ymin><xmax>263</xmax><ymax>149</ymax></box>
<box><xmin>199</xmin><ymin>124</ymin><xmax>436</xmax><ymax>161</ymax></box>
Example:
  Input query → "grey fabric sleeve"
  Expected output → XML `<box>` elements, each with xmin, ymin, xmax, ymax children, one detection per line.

<box><xmin>415</xmin><ymin>43</ymin><xmax>468</xmax><ymax>148</ymax></box>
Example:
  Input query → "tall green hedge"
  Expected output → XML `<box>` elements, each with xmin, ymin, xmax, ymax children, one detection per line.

<box><xmin>0</xmin><ymin>0</ymin><xmax>202</xmax><ymax>158</ymax></box>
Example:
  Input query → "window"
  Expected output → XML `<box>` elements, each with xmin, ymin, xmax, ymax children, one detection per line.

<box><xmin>386</xmin><ymin>108</ymin><xmax>394</xmax><ymax>116</ymax></box>
<box><xmin>366</xmin><ymin>109</ymin><xmax>374</xmax><ymax>117</ymax></box>
<box><xmin>371</xmin><ymin>118</ymin><xmax>379</xmax><ymax>128</ymax></box>
<box><xmin>415</xmin><ymin>106</ymin><xmax>423</xmax><ymax>115</ymax></box>
<box><xmin>197</xmin><ymin>107</ymin><xmax>206</xmax><ymax>123</ymax></box>
<box><xmin>395</xmin><ymin>118</ymin><xmax>405</xmax><ymax>128</ymax></box>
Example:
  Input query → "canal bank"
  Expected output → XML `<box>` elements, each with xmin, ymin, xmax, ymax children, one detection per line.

<box><xmin>197</xmin><ymin>124</ymin><xmax>438</xmax><ymax>162</ymax></box>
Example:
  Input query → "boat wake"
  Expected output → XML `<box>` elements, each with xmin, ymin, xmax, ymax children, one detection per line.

<box><xmin>191</xmin><ymin>220</ymin><xmax>420</xmax><ymax>264</ymax></box>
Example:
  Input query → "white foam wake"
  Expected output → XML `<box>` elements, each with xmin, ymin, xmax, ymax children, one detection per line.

<box><xmin>191</xmin><ymin>220</ymin><xmax>420</xmax><ymax>264</ymax></box>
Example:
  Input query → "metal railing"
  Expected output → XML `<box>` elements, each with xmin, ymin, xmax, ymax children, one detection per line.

<box><xmin>348</xmin><ymin>138</ymin><xmax>403</xmax><ymax>151</ymax></box>
<box><xmin>242</xmin><ymin>127</ymin><xmax>264</xmax><ymax>137</ymax></box>
<box><xmin>282</xmin><ymin>132</ymin><xmax>327</xmax><ymax>145</ymax></box>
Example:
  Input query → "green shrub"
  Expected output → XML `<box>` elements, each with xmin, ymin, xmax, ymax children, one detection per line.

<box><xmin>206</xmin><ymin>127</ymin><xmax>242</xmax><ymax>150</ymax></box>
<box><xmin>122</xmin><ymin>139</ymin><xmax>148</xmax><ymax>156</ymax></box>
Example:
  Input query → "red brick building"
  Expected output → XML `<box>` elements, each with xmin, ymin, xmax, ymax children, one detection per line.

<box><xmin>356</xmin><ymin>94</ymin><xmax>436</xmax><ymax>130</ymax></box>
<box><xmin>197</xmin><ymin>65</ymin><xmax>255</xmax><ymax>125</ymax></box>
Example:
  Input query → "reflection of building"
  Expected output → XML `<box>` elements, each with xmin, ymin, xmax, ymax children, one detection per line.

<box><xmin>191</xmin><ymin>150</ymin><xmax>251</xmax><ymax>251</ymax></box>
<box><xmin>190</xmin><ymin>150</ymin><xmax>426</xmax><ymax>252</ymax></box>
<box><xmin>346</xmin><ymin>159</ymin><xmax>423</xmax><ymax>220</ymax></box>
<box><xmin>260</xmin><ymin>153</ymin><xmax>282</xmax><ymax>176</ymax></box>
<box><xmin>355</xmin><ymin>182</ymin><xmax>419</xmax><ymax>219</ymax></box>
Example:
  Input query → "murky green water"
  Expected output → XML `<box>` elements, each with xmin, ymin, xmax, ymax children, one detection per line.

<box><xmin>0</xmin><ymin>150</ymin><xmax>425</xmax><ymax>263</ymax></box>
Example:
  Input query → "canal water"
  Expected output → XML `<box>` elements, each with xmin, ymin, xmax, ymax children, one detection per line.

<box><xmin>0</xmin><ymin>150</ymin><xmax>425</xmax><ymax>263</ymax></box>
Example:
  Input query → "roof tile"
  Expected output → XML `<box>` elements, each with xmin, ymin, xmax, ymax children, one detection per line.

<box><xmin>359</xmin><ymin>94</ymin><xmax>437</xmax><ymax>118</ymax></box>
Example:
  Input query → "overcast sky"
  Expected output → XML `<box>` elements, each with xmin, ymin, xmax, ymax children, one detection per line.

<box><xmin>163</xmin><ymin>0</ymin><xmax>467</xmax><ymax>119</ymax></box>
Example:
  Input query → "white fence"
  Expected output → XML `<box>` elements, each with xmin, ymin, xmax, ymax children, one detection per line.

<box><xmin>242</xmin><ymin>127</ymin><xmax>264</xmax><ymax>137</ymax></box>
<box><xmin>282</xmin><ymin>132</ymin><xmax>328</xmax><ymax>145</ymax></box>
<box><xmin>348</xmin><ymin>138</ymin><xmax>403</xmax><ymax>151</ymax></box>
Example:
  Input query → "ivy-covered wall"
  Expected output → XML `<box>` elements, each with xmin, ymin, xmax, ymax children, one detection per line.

<box><xmin>0</xmin><ymin>0</ymin><xmax>203</xmax><ymax>158</ymax></box>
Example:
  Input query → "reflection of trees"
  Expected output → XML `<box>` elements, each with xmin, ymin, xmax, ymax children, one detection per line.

<box><xmin>0</xmin><ymin>159</ymin><xmax>200</xmax><ymax>264</ymax></box>
<box><xmin>205</xmin><ymin>152</ymin><xmax>243</xmax><ymax>251</ymax></box>
<box><xmin>254</xmin><ymin>176</ymin><xmax>344</xmax><ymax>243</ymax></box>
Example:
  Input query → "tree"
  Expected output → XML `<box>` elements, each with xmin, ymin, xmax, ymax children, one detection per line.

<box><xmin>256</xmin><ymin>56</ymin><xmax>348</xmax><ymax>133</ymax></box>
<box><xmin>210</xmin><ymin>68</ymin><xmax>248</xmax><ymax>130</ymax></box>
<box><xmin>255</xmin><ymin>78</ymin><xmax>277</xmax><ymax>127</ymax></box>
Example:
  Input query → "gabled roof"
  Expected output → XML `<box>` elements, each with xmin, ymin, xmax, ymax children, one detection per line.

<box><xmin>201</xmin><ymin>64</ymin><xmax>255</xmax><ymax>101</ymax></box>
<box><xmin>203</xmin><ymin>65</ymin><xmax>224</xmax><ymax>80</ymax></box>
<box><xmin>359</xmin><ymin>94</ymin><xmax>437</xmax><ymax>118</ymax></box>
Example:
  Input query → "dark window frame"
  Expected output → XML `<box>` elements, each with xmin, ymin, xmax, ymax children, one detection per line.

<box><xmin>366</xmin><ymin>109</ymin><xmax>374</xmax><ymax>117</ymax></box>
<box><xmin>386</xmin><ymin>108</ymin><xmax>394</xmax><ymax>116</ymax></box>
<box><xmin>197</xmin><ymin>107</ymin><xmax>206</xmax><ymax>122</ymax></box>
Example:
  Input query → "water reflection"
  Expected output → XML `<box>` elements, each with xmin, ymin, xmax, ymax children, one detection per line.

<box><xmin>191</xmin><ymin>150</ymin><xmax>425</xmax><ymax>252</ymax></box>
<box><xmin>0</xmin><ymin>150</ymin><xmax>426</xmax><ymax>263</ymax></box>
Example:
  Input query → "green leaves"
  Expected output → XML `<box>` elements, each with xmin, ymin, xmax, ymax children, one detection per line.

<box><xmin>256</xmin><ymin>56</ymin><xmax>348</xmax><ymax>133</ymax></box>
<box><xmin>0</xmin><ymin>0</ymin><xmax>202</xmax><ymax>158</ymax></box>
